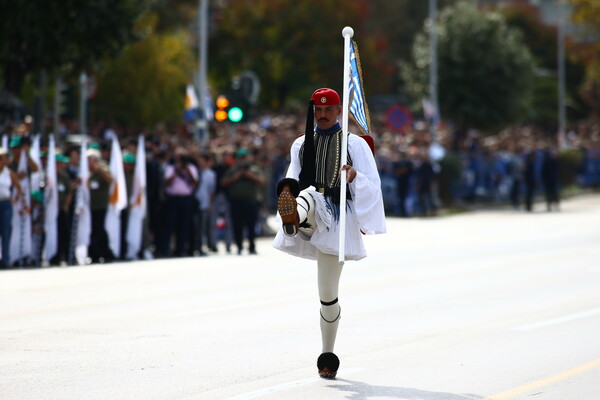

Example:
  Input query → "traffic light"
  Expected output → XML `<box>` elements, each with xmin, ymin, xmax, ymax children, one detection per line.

<box><xmin>228</xmin><ymin>106</ymin><xmax>244</xmax><ymax>122</ymax></box>
<box><xmin>214</xmin><ymin>95</ymin><xmax>245</xmax><ymax>123</ymax></box>
<box><xmin>214</xmin><ymin>95</ymin><xmax>229</xmax><ymax>122</ymax></box>
<box><xmin>55</xmin><ymin>79</ymin><xmax>74</xmax><ymax>119</ymax></box>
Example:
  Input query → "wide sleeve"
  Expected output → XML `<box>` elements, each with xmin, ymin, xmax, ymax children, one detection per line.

<box><xmin>285</xmin><ymin>136</ymin><xmax>305</xmax><ymax>180</ymax></box>
<box><xmin>347</xmin><ymin>134</ymin><xmax>387</xmax><ymax>235</ymax></box>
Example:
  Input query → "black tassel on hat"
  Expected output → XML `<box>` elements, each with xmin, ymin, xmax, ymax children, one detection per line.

<box><xmin>299</xmin><ymin>100</ymin><xmax>316</xmax><ymax>190</ymax></box>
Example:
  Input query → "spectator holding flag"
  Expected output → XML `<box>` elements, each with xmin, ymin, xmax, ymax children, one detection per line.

<box><xmin>87</xmin><ymin>147</ymin><xmax>114</xmax><ymax>263</ymax></box>
<box><xmin>0</xmin><ymin>148</ymin><xmax>23</xmax><ymax>268</ymax></box>
<box><xmin>52</xmin><ymin>154</ymin><xmax>74</xmax><ymax>265</ymax></box>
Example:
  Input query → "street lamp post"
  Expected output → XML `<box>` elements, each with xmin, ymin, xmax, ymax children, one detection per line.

<box><xmin>79</xmin><ymin>72</ymin><xmax>87</xmax><ymax>136</ymax></box>
<box><xmin>197</xmin><ymin>0</ymin><xmax>209</xmax><ymax>147</ymax></box>
<box><xmin>429</xmin><ymin>0</ymin><xmax>439</xmax><ymax>143</ymax></box>
<box><xmin>557</xmin><ymin>0</ymin><xmax>567</xmax><ymax>149</ymax></box>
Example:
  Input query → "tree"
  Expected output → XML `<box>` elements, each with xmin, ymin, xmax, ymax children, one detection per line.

<box><xmin>93</xmin><ymin>32</ymin><xmax>195</xmax><ymax>128</ymax></box>
<box><xmin>208</xmin><ymin>0</ymin><xmax>379</xmax><ymax>109</ymax></box>
<box><xmin>0</xmin><ymin>0</ymin><xmax>148</xmax><ymax>97</ymax></box>
<box><xmin>364</xmin><ymin>0</ymin><xmax>457</xmax><ymax>94</ymax></box>
<box><xmin>500</xmin><ymin>2</ymin><xmax>588</xmax><ymax>126</ymax></box>
<box><xmin>570</xmin><ymin>0</ymin><xmax>600</xmax><ymax>27</ymax></box>
<box><xmin>569</xmin><ymin>0</ymin><xmax>600</xmax><ymax>117</ymax></box>
<box><xmin>402</xmin><ymin>1</ymin><xmax>535</xmax><ymax>140</ymax></box>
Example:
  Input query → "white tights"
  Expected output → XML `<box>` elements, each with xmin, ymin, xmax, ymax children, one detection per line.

<box><xmin>318</xmin><ymin>250</ymin><xmax>343</xmax><ymax>353</ymax></box>
<box><xmin>297</xmin><ymin>190</ymin><xmax>343</xmax><ymax>353</ymax></box>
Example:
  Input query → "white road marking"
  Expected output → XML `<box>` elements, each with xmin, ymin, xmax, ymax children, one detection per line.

<box><xmin>223</xmin><ymin>368</ymin><xmax>364</xmax><ymax>400</ymax></box>
<box><xmin>513</xmin><ymin>307</ymin><xmax>600</xmax><ymax>331</ymax></box>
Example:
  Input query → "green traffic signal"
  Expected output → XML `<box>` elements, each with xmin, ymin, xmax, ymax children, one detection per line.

<box><xmin>228</xmin><ymin>106</ymin><xmax>244</xmax><ymax>122</ymax></box>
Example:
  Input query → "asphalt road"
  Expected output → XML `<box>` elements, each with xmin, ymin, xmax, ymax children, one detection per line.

<box><xmin>1</xmin><ymin>194</ymin><xmax>599</xmax><ymax>400</ymax></box>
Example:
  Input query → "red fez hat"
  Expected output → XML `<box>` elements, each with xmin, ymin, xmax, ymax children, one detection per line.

<box><xmin>311</xmin><ymin>88</ymin><xmax>340</xmax><ymax>105</ymax></box>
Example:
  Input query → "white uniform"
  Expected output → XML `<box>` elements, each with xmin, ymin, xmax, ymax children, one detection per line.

<box><xmin>273</xmin><ymin>132</ymin><xmax>386</xmax><ymax>261</ymax></box>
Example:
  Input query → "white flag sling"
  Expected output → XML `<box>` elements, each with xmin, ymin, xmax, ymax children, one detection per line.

<box><xmin>74</xmin><ymin>138</ymin><xmax>91</xmax><ymax>265</ymax></box>
<box><xmin>30</xmin><ymin>135</ymin><xmax>42</xmax><ymax>193</ymax></box>
<box><xmin>105</xmin><ymin>135</ymin><xmax>127</xmax><ymax>258</ymax></box>
<box><xmin>9</xmin><ymin>147</ymin><xmax>32</xmax><ymax>265</ymax></box>
<box><xmin>43</xmin><ymin>135</ymin><xmax>59</xmax><ymax>262</ymax></box>
<box><xmin>126</xmin><ymin>135</ymin><xmax>147</xmax><ymax>260</ymax></box>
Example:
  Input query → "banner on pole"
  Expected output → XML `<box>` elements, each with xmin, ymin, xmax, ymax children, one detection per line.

<box><xmin>105</xmin><ymin>135</ymin><xmax>127</xmax><ymax>258</ymax></box>
<box><xmin>349</xmin><ymin>40</ymin><xmax>371</xmax><ymax>136</ymax></box>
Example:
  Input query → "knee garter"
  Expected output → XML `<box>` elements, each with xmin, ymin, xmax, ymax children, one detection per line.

<box><xmin>320</xmin><ymin>298</ymin><xmax>341</xmax><ymax>323</ymax></box>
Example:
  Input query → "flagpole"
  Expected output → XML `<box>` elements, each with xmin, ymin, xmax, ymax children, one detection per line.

<box><xmin>197</xmin><ymin>0</ymin><xmax>209</xmax><ymax>147</ymax></box>
<box><xmin>429</xmin><ymin>0</ymin><xmax>439</xmax><ymax>142</ymax></box>
<box><xmin>339</xmin><ymin>26</ymin><xmax>354</xmax><ymax>265</ymax></box>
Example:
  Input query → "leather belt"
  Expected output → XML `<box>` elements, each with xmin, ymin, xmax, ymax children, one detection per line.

<box><xmin>315</xmin><ymin>186</ymin><xmax>351</xmax><ymax>204</ymax></box>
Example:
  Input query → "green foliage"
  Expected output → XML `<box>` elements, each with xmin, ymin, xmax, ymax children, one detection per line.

<box><xmin>0</xmin><ymin>0</ymin><xmax>149</xmax><ymax>96</ymax></box>
<box><xmin>569</xmin><ymin>0</ymin><xmax>600</xmax><ymax>117</ymax></box>
<box><xmin>208</xmin><ymin>0</ymin><xmax>373</xmax><ymax>109</ymax></box>
<box><xmin>500</xmin><ymin>3</ymin><xmax>557</xmax><ymax>70</ymax></box>
<box><xmin>401</xmin><ymin>1</ymin><xmax>536</xmax><ymax>133</ymax></box>
<box><xmin>149</xmin><ymin>0</ymin><xmax>198</xmax><ymax>33</ymax></box>
<box><xmin>529</xmin><ymin>75</ymin><xmax>559</xmax><ymax>128</ymax></box>
<box><xmin>570</xmin><ymin>0</ymin><xmax>600</xmax><ymax>28</ymax></box>
<box><xmin>93</xmin><ymin>33</ymin><xmax>195</xmax><ymax>128</ymax></box>
<box><xmin>501</xmin><ymin>3</ymin><xmax>589</xmax><ymax>123</ymax></box>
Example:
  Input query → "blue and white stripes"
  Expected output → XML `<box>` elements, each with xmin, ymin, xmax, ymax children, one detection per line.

<box><xmin>349</xmin><ymin>40</ymin><xmax>371</xmax><ymax>136</ymax></box>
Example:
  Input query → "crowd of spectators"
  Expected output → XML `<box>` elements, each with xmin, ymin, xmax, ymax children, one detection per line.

<box><xmin>1</xmin><ymin>112</ymin><xmax>599</xmax><ymax>268</ymax></box>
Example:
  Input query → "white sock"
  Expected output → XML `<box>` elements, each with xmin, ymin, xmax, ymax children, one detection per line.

<box><xmin>317</xmin><ymin>251</ymin><xmax>343</xmax><ymax>353</ymax></box>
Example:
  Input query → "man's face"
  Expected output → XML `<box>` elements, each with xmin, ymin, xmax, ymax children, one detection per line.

<box><xmin>314</xmin><ymin>105</ymin><xmax>341</xmax><ymax>130</ymax></box>
<box><xmin>70</xmin><ymin>151</ymin><xmax>80</xmax><ymax>165</ymax></box>
<box><xmin>88</xmin><ymin>156</ymin><xmax>99</xmax><ymax>170</ymax></box>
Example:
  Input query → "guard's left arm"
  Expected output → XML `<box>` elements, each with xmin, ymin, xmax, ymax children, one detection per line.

<box><xmin>340</xmin><ymin>165</ymin><xmax>356</xmax><ymax>183</ymax></box>
<box><xmin>346</xmin><ymin>135</ymin><xmax>386</xmax><ymax>234</ymax></box>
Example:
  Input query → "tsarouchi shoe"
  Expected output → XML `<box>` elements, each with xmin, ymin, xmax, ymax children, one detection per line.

<box><xmin>317</xmin><ymin>352</ymin><xmax>339</xmax><ymax>379</ymax></box>
<box><xmin>276</xmin><ymin>178</ymin><xmax>300</xmax><ymax>237</ymax></box>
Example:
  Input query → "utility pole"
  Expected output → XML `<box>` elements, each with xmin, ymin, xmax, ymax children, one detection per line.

<box><xmin>429</xmin><ymin>0</ymin><xmax>439</xmax><ymax>143</ymax></box>
<box><xmin>197</xmin><ymin>0</ymin><xmax>209</xmax><ymax>147</ymax></box>
<box><xmin>79</xmin><ymin>72</ymin><xmax>88</xmax><ymax>136</ymax></box>
<box><xmin>33</xmin><ymin>71</ymin><xmax>47</xmax><ymax>136</ymax></box>
<box><xmin>557</xmin><ymin>0</ymin><xmax>567</xmax><ymax>149</ymax></box>
<box><xmin>53</xmin><ymin>76</ymin><xmax>61</xmax><ymax>140</ymax></box>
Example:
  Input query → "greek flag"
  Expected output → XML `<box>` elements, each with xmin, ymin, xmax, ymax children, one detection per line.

<box><xmin>349</xmin><ymin>40</ymin><xmax>371</xmax><ymax>136</ymax></box>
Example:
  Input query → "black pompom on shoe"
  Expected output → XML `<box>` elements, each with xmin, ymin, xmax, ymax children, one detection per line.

<box><xmin>276</xmin><ymin>178</ymin><xmax>300</xmax><ymax>197</ymax></box>
<box><xmin>317</xmin><ymin>352</ymin><xmax>340</xmax><ymax>379</ymax></box>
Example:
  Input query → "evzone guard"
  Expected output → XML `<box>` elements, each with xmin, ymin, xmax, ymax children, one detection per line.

<box><xmin>273</xmin><ymin>88</ymin><xmax>386</xmax><ymax>378</ymax></box>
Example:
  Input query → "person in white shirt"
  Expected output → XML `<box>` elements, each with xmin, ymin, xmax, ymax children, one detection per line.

<box><xmin>194</xmin><ymin>153</ymin><xmax>217</xmax><ymax>255</ymax></box>
<box><xmin>0</xmin><ymin>148</ymin><xmax>23</xmax><ymax>268</ymax></box>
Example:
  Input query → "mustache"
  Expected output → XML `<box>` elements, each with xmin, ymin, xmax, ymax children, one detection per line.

<box><xmin>318</xmin><ymin>118</ymin><xmax>329</xmax><ymax>122</ymax></box>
